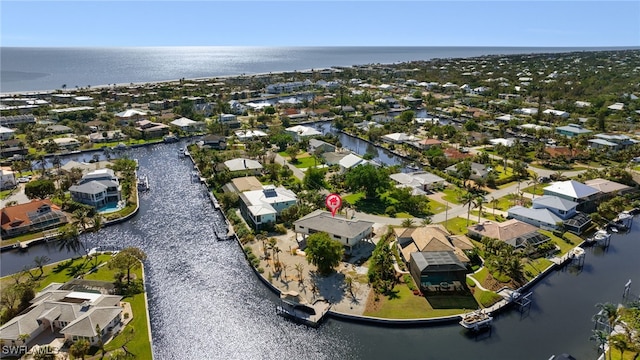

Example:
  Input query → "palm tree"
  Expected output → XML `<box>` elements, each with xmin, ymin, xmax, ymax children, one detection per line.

<box><xmin>295</xmin><ymin>263</ymin><xmax>305</xmax><ymax>284</ymax></box>
<box><xmin>475</xmin><ymin>195</ymin><xmax>486</xmax><ymax>223</ymax></box>
<box><xmin>460</xmin><ymin>191</ymin><xmax>476</xmax><ymax>226</ymax></box>
<box><xmin>528</xmin><ymin>171</ymin><xmax>540</xmax><ymax>199</ymax></box>
<box><xmin>421</xmin><ymin>216</ymin><xmax>433</xmax><ymax>225</ymax></box>
<box><xmin>33</xmin><ymin>256</ymin><xmax>50</xmax><ymax>278</ymax></box>
<box><xmin>593</xmin><ymin>302</ymin><xmax>620</xmax><ymax>347</ymax></box>
<box><xmin>401</xmin><ymin>218</ymin><xmax>415</xmax><ymax>228</ymax></box>
<box><xmin>590</xmin><ymin>329</ymin><xmax>609</xmax><ymax>355</ymax></box>
<box><xmin>490</xmin><ymin>196</ymin><xmax>499</xmax><ymax>218</ymax></box>
<box><xmin>57</xmin><ymin>224</ymin><xmax>84</xmax><ymax>254</ymax></box>
<box><xmin>609</xmin><ymin>333</ymin><xmax>631</xmax><ymax>360</ymax></box>
<box><xmin>72</xmin><ymin>207</ymin><xmax>91</xmax><ymax>232</ymax></box>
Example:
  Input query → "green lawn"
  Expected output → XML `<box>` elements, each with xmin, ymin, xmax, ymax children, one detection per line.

<box><xmin>342</xmin><ymin>191</ymin><xmax>427</xmax><ymax>218</ymax></box>
<box><xmin>289</xmin><ymin>155</ymin><xmax>319</xmax><ymax>169</ymax></box>
<box><xmin>538</xmin><ymin>230</ymin><xmax>582</xmax><ymax>255</ymax></box>
<box><xmin>438</xmin><ymin>217</ymin><xmax>476</xmax><ymax>235</ymax></box>
<box><xmin>493</xmin><ymin>194</ymin><xmax>530</xmax><ymax>211</ymax></box>
<box><xmin>1</xmin><ymin>189</ymin><xmax>15</xmax><ymax>200</ymax></box>
<box><xmin>363</xmin><ymin>284</ymin><xmax>477</xmax><ymax>318</ymax></box>
<box><xmin>470</xmin><ymin>210</ymin><xmax>505</xmax><ymax>222</ymax></box>
<box><xmin>521</xmin><ymin>184</ymin><xmax>545</xmax><ymax>195</ymax></box>
<box><xmin>441</xmin><ymin>187</ymin><xmax>464</xmax><ymax>204</ymax></box>
<box><xmin>426</xmin><ymin>198</ymin><xmax>448</xmax><ymax>214</ymax></box>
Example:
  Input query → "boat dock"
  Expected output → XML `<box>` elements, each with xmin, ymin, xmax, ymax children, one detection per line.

<box><xmin>459</xmin><ymin>309</ymin><xmax>493</xmax><ymax>331</ymax></box>
<box><xmin>137</xmin><ymin>175</ymin><xmax>150</xmax><ymax>191</ymax></box>
<box><xmin>276</xmin><ymin>291</ymin><xmax>331</xmax><ymax>327</ymax></box>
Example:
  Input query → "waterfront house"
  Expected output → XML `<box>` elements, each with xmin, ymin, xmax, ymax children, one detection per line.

<box><xmin>0</xmin><ymin>283</ymin><xmax>123</xmax><ymax>348</ymax></box>
<box><xmin>409</xmin><ymin>251</ymin><xmax>467</xmax><ymax>291</ymax></box>
<box><xmin>394</xmin><ymin>225</ymin><xmax>471</xmax><ymax>264</ymax></box>
<box><xmin>555</xmin><ymin>124</ymin><xmax>592</xmax><ymax>138</ymax></box>
<box><xmin>219</xmin><ymin>113</ymin><xmax>241</xmax><ymax>128</ymax></box>
<box><xmin>200</xmin><ymin>134</ymin><xmax>227</xmax><ymax>150</ymax></box>
<box><xmin>1</xmin><ymin>199</ymin><xmax>68</xmax><ymax>238</ymax></box>
<box><xmin>88</xmin><ymin>130</ymin><xmax>126</xmax><ymax>143</ymax></box>
<box><xmin>507</xmin><ymin>205</ymin><xmax>564</xmax><ymax>231</ymax></box>
<box><xmin>239</xmin><ymin>185</ymin><xmax>297</xmax><ymax>230</ymax></box>
<box><xmin>308</xmin><ymin>139</ymin><xmax>336</xmax><ymax>154</ymax></box>
<box><xmin>293</xmin><ymin>210</ymin><xmax>374</xmax><ymax>254</ymax></box>
<box><xmin>467</xmin><ymin>219</ymin><xmax>551</xmax><ymax>249</ymax></box>
<box><xmin>223</xmin><ymin>158</ymin><xmax>263</xmax><ymax>174</ymax></box>
<box><xmin>338</xmin><ymin>153</ymin><xmax>369</xmax><ymax>173</ymax></box>
<box><xmin>69</xmin><ymin>169</ymin><xmax>122</xmax><ymax>209</ymax></box>
<box><xmin>414</xmin><ymin>138</ymin><xmax>443</xmax><ymax>150</ymax></box>
<box><xmin>223</xmin><ymin>176</ymin><xmax>264</xmax><ymax>193</ymax></box>
<box><xmin>543</xmin><ymin>180</ymin><xmax>601</xmax><ymax>213</ymax></box>
<box><xmin>381</xmin><ymin>132</ymin><xmax>418</xmax><ymax>144</ymax></box>
<box><xmin>285</xmin><ymin>125</ymin><xmax>322</xmax><ymax>142</ymax></box>
<box><xmin>170</xmin><ymin>117</ymin><xmax>203</xmax><ymax>133</ymax></box>
<box><xmin>584</xmin><ymin>178</ymin><xmax>634</xmax><ymax>199</ymax></box>
<box><xmin>389</xmin><ymin>171</ymin><xmax>446</xmax><ymax>193</ymax></box>
<box><xmin>134</xmin><ymin>120</ymin><xmax>169</xmax><ymax>139</ymax></box>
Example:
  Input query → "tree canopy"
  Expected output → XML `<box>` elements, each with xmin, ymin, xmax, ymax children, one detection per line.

<box><xmin>304</xmin><ymin>232</ymin><xmax>344</xmax><ymax>275</ymax></box>
<box><xmin>345</xmin><ymin>164</ymin><xmax>390</xmax><ymax>198</ymax></box>
<box><xmin>24</xmin><ymin>179</ymin><xmax>56</xmax><ymax>199</ymax></box>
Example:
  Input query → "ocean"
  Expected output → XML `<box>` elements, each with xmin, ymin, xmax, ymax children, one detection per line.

<box><xmin>0</xmin><ymin>46</ymin><xmax>629</xmax><ymax>94</ymax></box>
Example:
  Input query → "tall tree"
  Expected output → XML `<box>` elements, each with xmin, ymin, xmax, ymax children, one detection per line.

<box><xmin>345</xmin><ymin>164</ymin><xmax>389</xmax><ymax>198</ymax></box>
<box><xmin>108</xmin><ymin>247</ymin><xmax>147</xmax><ymax>284</ymax></box>
<box><xmin>24</xmin><ymin>179</ymin><xmax>56</xmax><ymax>199</ymax></box>
<box><xmin>304</xmin><ymin>232</ymin><xmax>344</xmax><ymax>275</ymax></box>
<box><xmin>460</xmin><ymin>191</ymin><xmax>476</xmax><ymax>226</ymax></box>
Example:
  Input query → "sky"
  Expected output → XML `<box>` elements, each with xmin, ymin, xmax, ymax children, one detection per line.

<box><xmin>1</xmin><ymin>1</ymin><xmax>639</xmax><ymax>47</ymax></box>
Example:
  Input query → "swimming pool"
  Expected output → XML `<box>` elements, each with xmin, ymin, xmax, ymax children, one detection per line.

<box><xmin>98</xmin><ymin>202</ymin><xmax>123</xmax><ymax>214</ymax></box>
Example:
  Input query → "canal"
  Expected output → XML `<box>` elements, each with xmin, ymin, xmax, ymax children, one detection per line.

<box><xmin>2</xmin><ymin>140</ymin><xmax>639</xmax><ymax>360</ymax></box>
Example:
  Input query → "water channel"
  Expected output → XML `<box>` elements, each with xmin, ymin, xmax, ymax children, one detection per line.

<box><xmin>2</xmin><ymin>139</ymin><xmax>639</xmax><ymax>360</ymax></box>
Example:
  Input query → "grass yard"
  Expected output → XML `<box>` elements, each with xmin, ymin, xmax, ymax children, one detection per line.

<box><xmin>438</xmin><ymin>217</ymin><xmax>476</xmax><ymax>235</ymax></box>
<box><xmin>342</xmin><ymin>191</ymin><xmax>428</xmax><ymax>218</ymax></box>
<box><xmin>470</xmin><ymin>210</ymin><xmax>505</xmax><ymax>222</ymax></box>
<box><xmin>539</xmin><ymin>230</ymin><xmax>582</xmax><ymax>255</ymax></box>
<box><xmin>441</xmin><ymin>187</ymin><xmax>464</xmax><ymax>204</ymax></box>
<box><xmin>426</xmin><ymin>198</ymin><xmax>448</xmax><ymax>214</ymax></box>
<box><xmin>363</xmin><ymin>284</ymin><xmax>477</xmax><ymax>319</ymax></box>
<box><xmin>521</xmin><ymin>184</ymin><xmax>545</xmax><ymax>195</ymax></box>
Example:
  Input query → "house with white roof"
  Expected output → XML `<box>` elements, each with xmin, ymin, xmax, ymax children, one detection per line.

<box><xmin>308</xmin><ymin>139</ymin><xmax>336</xmax><ymax>154</ymax></box>
<box><xmin>219</xmin><ymin>113</ymin><xmax>241</xmax><ymax>128</ymax></box>
<box><xmin>1</xmin><ymin>167</ymin><xmax>16</xmax><ymax>190</ymax></box>
<box><xmin>489</xmin><ymin>138</ymin><xmax>516</xmax><ymax>147</ymax></box>
<box><xmin>381</xmin><ymin>132</ymin><xmax>418</xmax><ymax>144</ymax></box>
<box><xmin>542</xmin><ymin>109</ymin><xmax>570</xmax><ymax>118</ymax></box>
<box><xmin>170</xmin><ymin>117</ymin><xmax>203</xmax><ymax>132</ymax></box>
<box><xmin>115</xmin><ymin>109</ymin><xmax>147</xmax><ymax>123</ymax></box>
<box><xmin>0</xmin><ymin>126</ymin><xmax>15</xmax><ymax>140</ymax></box>
<box><xmin>234</xmin><ymin>129</ymin><xmax>268</xmax><ymax>142</ymax></box>
<box><xmin>338</xmin><ymin>153</ymin><xmax>369</xmax><ymax>173</ymax></box>
<box><xmin>238</xmin><ymin>185</ymin><xmax>297</xmax><ymax>230</ymax></box>
<box><xmin>285</xmin><ymin>125</ymin><xmax>322</xmax><ymax>142</ymax></box>
<box><xmin>607</xmin><ymin>102</ymin><xmax>624</xmax><ymax>111</ymax></box>
<box><xmin>543</xmin><ymin>180</ymin><xmax>601</xmax><ymax>213</ymax></box>
<box><xmin>389</xmin><ymin>171</ymin><xmax>446</xmax><ymax>194</ymax></box>
<box><xmin>223</xmin><ymin>158</ymin><xmax>263</xmax><ymax>174</ymax></box>
<box><xmin>507</xmin><ymin>195</ymin><xmax>592</xmax><ymax>234</ymax></box>
<box><xmin>293</xmin><ymin>210</ymin><xmax>374</xmax><ymax>254</ymax></box>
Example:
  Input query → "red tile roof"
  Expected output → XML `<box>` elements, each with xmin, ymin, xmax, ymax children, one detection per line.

<box><xmin>1</xmin><ymin>199</ymin><xmax>62</xmax><ymax>231</ymax></box>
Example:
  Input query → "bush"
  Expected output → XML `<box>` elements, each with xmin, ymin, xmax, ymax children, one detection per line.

<box><xmin>403</xmin><ymin>274</ymin><xmax>416</xmax><ymax>291</ymax></box>
<box><xmin>274</xmin><ymin>224</ymin><xmax>288</xmax><ymax>234</ymax></box>
<box><xmin>385</xmin><ymin>205</ymin><xmax>397</xmax><ymax>217</ymax></box>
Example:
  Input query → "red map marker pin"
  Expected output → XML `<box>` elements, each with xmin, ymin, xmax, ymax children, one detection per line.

<box><xmin>325</xmin><ymin>193</ymin><xmax>342</xmax><ymax>217</ymax></box>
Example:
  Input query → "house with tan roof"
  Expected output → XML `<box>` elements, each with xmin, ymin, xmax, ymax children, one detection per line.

<box><xmin>584</xmin><ymin>178</ymin><xmax>634</xmax><ymax>199</ymax></box>
<box><xmin>394</xmin><ymin>225</ymin><xmax>471</xmax><ymax>264</ymax></box>
<box><xmin>1</xmin><ymin>199</ymin><xmax>68</xmax><ymax>238</ymax></box>
<box><xmin>223</xmin><ymin>176</ymin><xmax>264</xmax><ymax>193</ymax></box>
<box><xmin>467</xmin><ymin>219</ymin><xmax>551</xmax><ymax>249</ymax></box>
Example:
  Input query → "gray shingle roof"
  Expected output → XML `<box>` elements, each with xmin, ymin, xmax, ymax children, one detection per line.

<box><xmin>532</xmin><ymin>195</ymin><xmax>578</xmax><ymax>211</ymax></box>
<box><xmin>294</xmin><ymin>210</ymin><xmax>374</xmax><ymax>239</ymax></box>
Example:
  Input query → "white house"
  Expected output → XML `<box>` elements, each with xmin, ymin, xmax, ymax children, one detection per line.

<box><xmin>381</xmin><ymin>132</ymin><xmax>418</xmax><ymax>144</ymax></box>
<box><xmin>542</xmin><ymin>109</ymin><xmax>570</xmax><ymax>118</ymax></box>
<box><xmin>223</xmin><ymin>158</ymin><xmax>263</xmax><ymax>173</ymax></box>
<box><xmin>0</xmin><ymin>126</ymin><xmax>15</xmax><ymax>140</ymax></box>
<box><xmin>285</xmin><ymin>125</ymin><xmax>322</xmax><ymax>142</ymax></box>
<box><xmin>0</xmin><ymin>283</ymin><xmax>123</xmax><ymax>349</ymax></box>
<box><xmin>338</xmin><ymin>153</ymin><xmax>369</xmax><ymax>173</ymax></box>
<box><xmin>238</xmin><ymin>185</ymin><xmax>297</xmax><ymax>230</ymax></box>
<box><xmin>170</xmin><ymin>117</ymin><xmax>203</xmax><ymax>132</ymax></box>
<box><xmin>389</xmin><ymin>171</ymin><xmax>446</xmax><ymax>193</ymax></box>
<box><xmin>0</xmin><ymin>167</ymin><xmax>17</xmax><ymax>190</ymax></box>
<box><xmin>234</xmin><ymin>129</ymin><xmax>268</xmax><ymax>142</ymax></box>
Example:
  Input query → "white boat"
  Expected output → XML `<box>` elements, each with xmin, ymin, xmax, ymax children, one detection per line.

<box><xmin>184</xmin><ymin>149</ymin><xmax>190</xmax><ymax>157</ymax></box>
<box><xmin>459</xmin><ymin>310</ymin><xmax>492</xmax><ymax>330</ymax></box>
<box><xmin>137</xmin><ymin>175</ymin><xmax>150</xmax><ymax>191</ymax></box>
<box><xmin>587</xmin><ymin>229</ymin><xmax>611</xmax><ymax>243</ymax></box>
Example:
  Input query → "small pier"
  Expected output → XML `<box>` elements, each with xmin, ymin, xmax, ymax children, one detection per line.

<box><xmin>276</xmin><ymin>291</ymin><xmax>331</xmax><ymax>327</ymax></box>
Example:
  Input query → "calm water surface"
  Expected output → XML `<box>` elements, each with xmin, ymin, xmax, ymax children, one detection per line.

<box><xmin>2</xmin><ymin>142</ymin><xmax>639</xmax><ymax>360</ymax></box>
